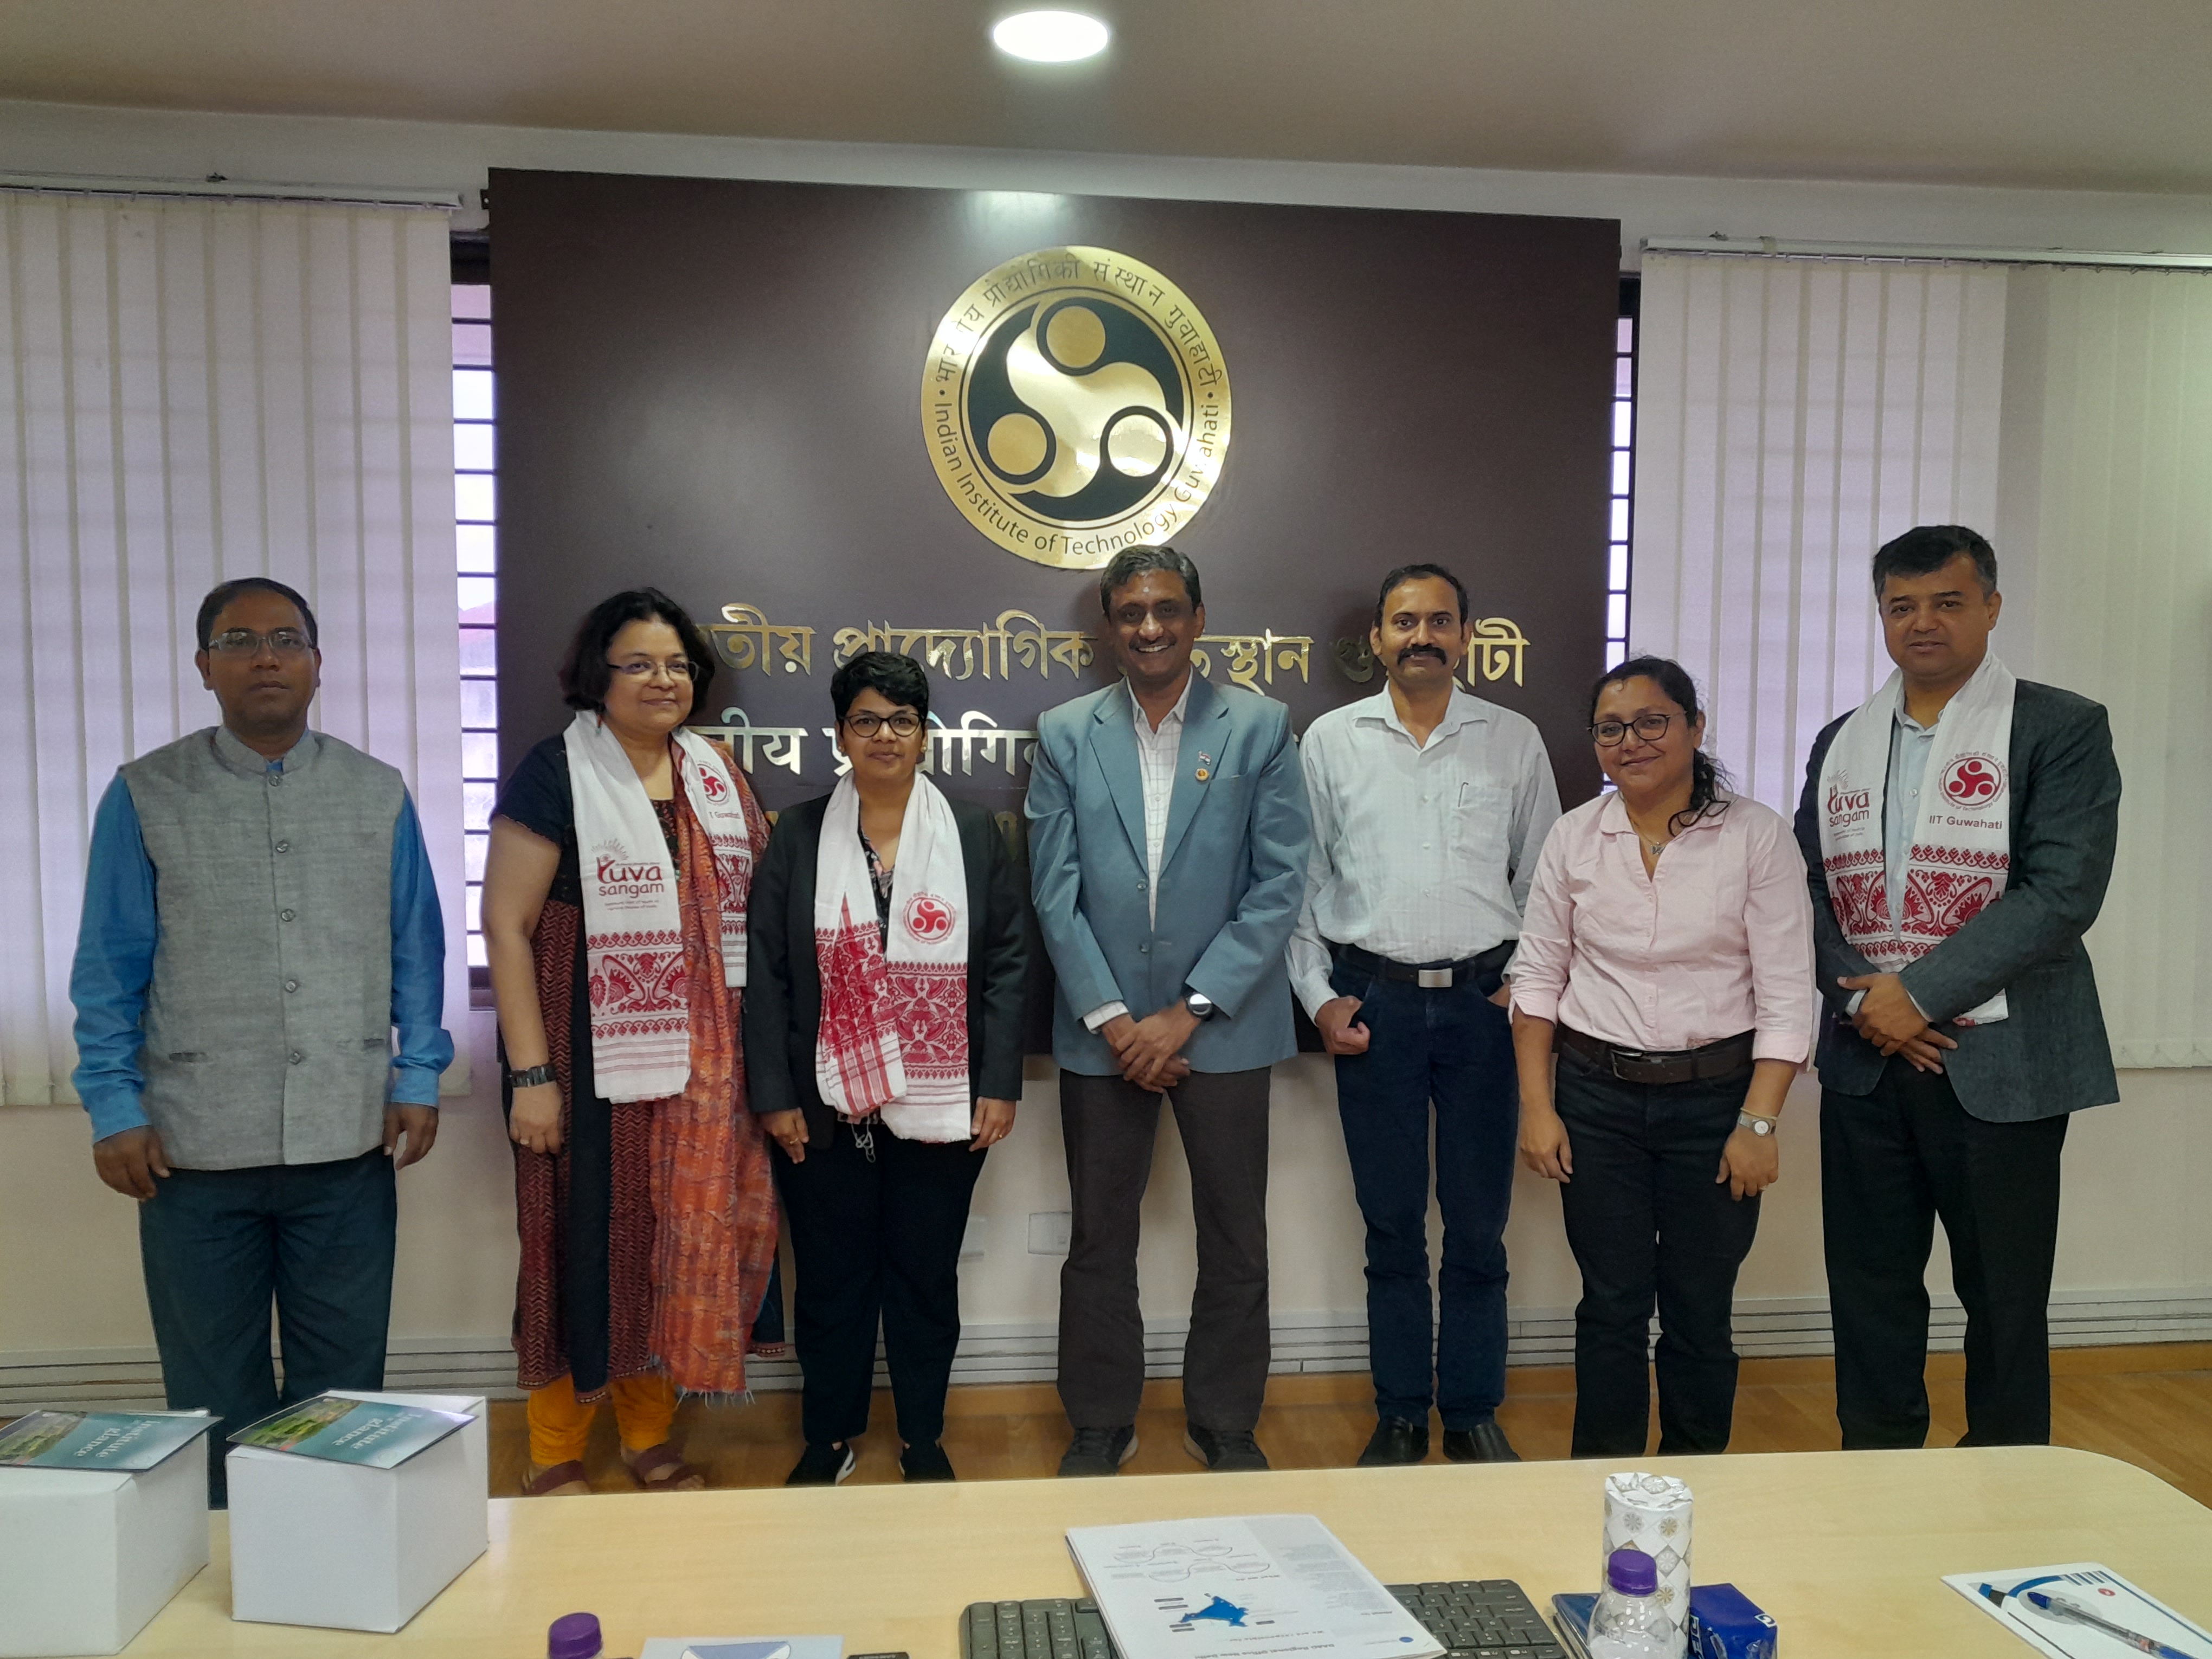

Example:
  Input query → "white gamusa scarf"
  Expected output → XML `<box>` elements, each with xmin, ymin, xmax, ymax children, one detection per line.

<box><xmin>565</xmin><ymin>712</ymin><xmax>754</xmax><ymax>1102</ymax></box>
<box><xmin>813</xmin><ymin>774</ymin><xmax>971</xmax><ymax>1141</ymax></box>
<box><xmin>1816</xmin><ymin>652</ymin><xmax>2016</xmax><ymax>1025</ymax></box>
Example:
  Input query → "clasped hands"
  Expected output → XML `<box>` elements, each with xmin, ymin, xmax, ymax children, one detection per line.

<box><xmin>1837</xmin><ymin>971</ymin><xmax>1958</xmax><ymax>1073</ymax></box>
<box><xmin>1103</xmin><ymin>1002</ymin><xmax>1201</xmax><ymax>1093</ymax></box>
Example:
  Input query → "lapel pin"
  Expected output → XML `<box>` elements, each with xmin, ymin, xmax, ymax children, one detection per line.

<box><xmin>1195</xmin><ymin>754</ymin><xmax>1212</xmax><ymax>782</ymax></box>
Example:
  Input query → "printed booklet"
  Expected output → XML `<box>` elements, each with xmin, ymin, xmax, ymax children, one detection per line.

<box><xmin>0</xmin><ymin>1407</ymin><xmax>213</xmax><ymax>1472</ymax></box>
<box><xmin>228</xmin><ymin>1393</ymin><xmax>471</xmax><ymax>1470</ymax></box>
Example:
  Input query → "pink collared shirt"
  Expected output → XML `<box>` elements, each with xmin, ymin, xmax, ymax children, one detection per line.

<box><xmin>1510</xmin><ymin>791</ymin><xmax>1815</xmax><ymax>1063</ymax></box>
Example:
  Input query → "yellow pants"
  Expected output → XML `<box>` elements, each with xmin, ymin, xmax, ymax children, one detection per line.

<box><xmin>526</xmin><ymin>1372</ymin><xmax>678</xmax><ymax>1468</ymax></box>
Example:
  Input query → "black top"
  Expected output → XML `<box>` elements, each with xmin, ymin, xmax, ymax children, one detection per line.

<box><xmin>743</xmin><ymin>790</ymin><xmax>1032</xmax><ymax>1143</ymax></box>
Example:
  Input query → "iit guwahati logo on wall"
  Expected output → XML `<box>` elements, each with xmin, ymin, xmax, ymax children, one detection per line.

<box><xmin>904</xmin><ymin>893</ymin><xmax>957</xmax><ymax>943</ymax></box>
<box><xmin>922</xmin><ymin>245</ymin><xmax>1232</xmax><ymax>569</ymax></box>
<box><xmin>1943</xmin><ymin>754</ymin><xmax>2006</xmax><ymax>806</ymax></box>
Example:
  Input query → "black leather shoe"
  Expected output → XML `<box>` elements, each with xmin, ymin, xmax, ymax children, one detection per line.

<box><xmin>1184</xmin><ymin>1424</ymin><xmax>1270</xmax><ymax>1471</ymax></box>
<box><xmin>1443</xmin><ymin>1421</ymin><xmax>1521</xmax><ymax>1463</ymax></box>
<box><xmin>899</xmin><ymin>1441</ymin><xmax>956</xmax><ymax>1482</ymax></box>
<box><xmin>1058</xmin><ymin>1425</ymin><xmax>1137</xmax><ymax>1477</ymax></box>
<box><xmin>1355</xmin><ymin>1417</ymin><xmax>1430</xmax><ymax>1467</ymax></box>
<box><xmin>785</xmin><ymin>1441</ymin><xmax>857</xmax><ymax>1485</ymax></box>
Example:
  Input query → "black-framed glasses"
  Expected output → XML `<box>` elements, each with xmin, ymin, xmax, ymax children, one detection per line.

<box><xmin>843</xmin><ymin>711</ymin><xmax>922</xmax><ymax>738</ymax></box>
<box><xmin>1590</xmin><ymin>713</ymin><xmax>1678</xmax><ymax>747</ymax></box>
<box><xmin>208</xmin><ymin>628</ymin><xmax>313</xmax><ymax>657</ymax></box>
<box><xmin>607</xmin><ymin>658</ymin><xmax>699</xmax><ymax>681</ymax></box>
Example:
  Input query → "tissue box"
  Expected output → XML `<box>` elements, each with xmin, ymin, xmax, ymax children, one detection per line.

<box><xmin>0</xmin><ymin>1438</ymin><xmax>208</xmax><ymax>1656</ymax></box>
<box><xmin>1687</xmin><ymin>1584</ymin><xmax>1778</xmax><ymax>1659</ymax></box>
<box><xmin>227</xmin><ymin>1390</ymin><xmax>487</xmax><ymax>1633</ymax></box>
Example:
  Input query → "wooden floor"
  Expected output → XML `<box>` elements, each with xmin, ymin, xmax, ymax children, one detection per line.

<box><xmin>490</xmin><ymin>1341</ymin><xmax>2212</xmax><ymax>1507</ymax></box>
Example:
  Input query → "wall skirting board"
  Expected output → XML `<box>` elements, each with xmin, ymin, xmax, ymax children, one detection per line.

<box><xmin>5</xmin><ymin>1289</ymin><xmax>2209</xmax><ymax>1410</ymax></box>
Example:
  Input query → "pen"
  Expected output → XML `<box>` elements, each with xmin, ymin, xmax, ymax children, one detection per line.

<box><xmin>2020</xmin><ymin>1589</ymin><xmax>2205</xmax><ymax>1659</ymax></box>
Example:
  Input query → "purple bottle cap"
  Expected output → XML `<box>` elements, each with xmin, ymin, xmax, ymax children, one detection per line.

<box><xmin>548</xmin><ymin>1611</ymin><xmax>604</xmax><ymax>1659</ymax></box>
<box><xmin>1607</xmin><ymin>1548</ymin><xmax>1659</xmax><ymax>1597</ymax></box>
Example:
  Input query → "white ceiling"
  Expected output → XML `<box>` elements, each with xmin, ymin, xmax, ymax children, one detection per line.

<box><xmin>3</xmin><ymin>1</ymin><xmax>2209</xmax><ymax>195</ymax></box>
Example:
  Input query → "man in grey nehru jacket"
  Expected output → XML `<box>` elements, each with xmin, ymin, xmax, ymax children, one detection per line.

<box><xmin>69</xmin><ymin>577</ymin><xmax>452</xmax><ymax>1506</ymax></box>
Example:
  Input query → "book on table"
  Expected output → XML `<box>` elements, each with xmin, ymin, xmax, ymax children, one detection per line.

<box><xmin>0</xmin><ymin>1408</ymin><xmax>213</xmax><ymax>1473</ymax></box>
<box><xmin>227</xmin><ymin>1392</ymin><xmax>471</xmax><ymax>1469</ymax></box>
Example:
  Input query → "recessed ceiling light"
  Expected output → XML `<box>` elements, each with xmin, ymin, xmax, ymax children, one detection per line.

<box><xmin>992</xmin><ymin>10</ymin><xmax>1110</xmax><ymax>63</ymax></box>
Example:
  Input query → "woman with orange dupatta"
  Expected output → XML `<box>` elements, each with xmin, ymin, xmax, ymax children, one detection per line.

<box><xmin>481</xmin><ymin>588</ymin><xmax>777</xmax><ymax>1496</ymax></box>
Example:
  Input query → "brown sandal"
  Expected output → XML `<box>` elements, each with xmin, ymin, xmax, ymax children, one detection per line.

<box><xmin>625</xmin><ymin>1441</ymin><xmax>706</xmax><ymax>1490</ymax></box>
<box><xmin>523</xmin><ymin>1459</ymin><xmax>591</xmax><ymax>1496</ymax></box>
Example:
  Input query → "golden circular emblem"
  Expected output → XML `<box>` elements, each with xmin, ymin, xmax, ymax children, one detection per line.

<box><xmin>922</xmin><ymin>245</ymin><xmax>1231</xmax><ymax>569</ymax></box>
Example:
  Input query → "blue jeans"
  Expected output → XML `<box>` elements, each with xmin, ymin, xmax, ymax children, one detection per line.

<box><xmin>1329</xmin><ymin>957</ymin><xmax>1517</xmax><ymax>1430</ymax></box>
<box><xmin>137</xmin><ymin>1149</ymin><xmax>397</xmax><ymax>1506</ymax></box>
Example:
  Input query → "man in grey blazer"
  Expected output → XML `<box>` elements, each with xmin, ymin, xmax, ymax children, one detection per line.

<box><xmin>1026</xmin><ymin>545</ymin><xmax>1312</xmax><ymax>1476</ymax></box>
<box><xmin>1793</xmin><ymin>525</ymin><xmax>2120</xmax><ymax>1450</ymax></box>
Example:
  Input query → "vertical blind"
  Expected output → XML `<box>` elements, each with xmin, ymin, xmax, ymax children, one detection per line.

<box><xmin>1634</xmin><ymin>250</ymin><xmax>2212</xmax><ymax>1068</ymax></box>
<box><xmin>0</xmin><ymin>192</ymin><xmax>466</xmax><ymax>1107</ymax></box>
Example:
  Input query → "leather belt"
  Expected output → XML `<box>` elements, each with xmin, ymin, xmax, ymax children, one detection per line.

<box><xmin>1332</xmin><ymin>940</ymin><xmax>1514</xmax><ymax>991</ymax></box>
<box><xmin>1556</xmin><ymin>1024</ymin><xmax>1756</xmax><ymax>1086</ymax></box>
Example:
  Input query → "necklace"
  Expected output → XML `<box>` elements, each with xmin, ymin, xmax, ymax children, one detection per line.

<box><xmin>1624</xmin><ymin>807</ymin><xmax>1674</xmax><ymax>859</ymax></box>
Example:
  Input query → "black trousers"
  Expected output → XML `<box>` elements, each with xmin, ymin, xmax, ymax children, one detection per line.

<box><xmin>1821</xmin><ymin>1058</ymin><xmax>2069</xmax><ymax>1449</ymax></box>
<box><xmin>137</xmin><ymin>1149</ymin><xmax>397</xmax><ymax>1506</ymax></box>
<box><xmin>1553</xmin><ymin>1046</ymin><xmax>1761</xmax><ymax>1458</ymax></box>
<box><xmin>772</xmin><ymin>1120</ymin><xmax>986</xmax><ymax>1448</ymax></box>
<box><xmin>1057</xmin><ymin>1066</ymin><xmax>1272</xmax><ymax>1434</ymax></box>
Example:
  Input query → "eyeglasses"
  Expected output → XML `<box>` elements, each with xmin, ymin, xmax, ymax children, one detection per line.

<box><xmin>607</xmin><ymin>658</ymin><xmax>699</xmax><ymax>681</ymax></box>
<box><xmin>208</xmin><ymin>628</ymin><xmax>313</xmax><ymax>657</ymax></box>
<box><xmin>843</xmin><ymin>711</ymin><xmax>922</xmax><ymax>738</ymax></box>
<box><xmin>1590</xmin><ymin>713</ymin><xmax>1679</xmax><ymax>747</ymax></box>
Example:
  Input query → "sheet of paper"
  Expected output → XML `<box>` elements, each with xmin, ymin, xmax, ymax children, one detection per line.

<box><xmin>1067</xmin><ymin>1513</ymin><xmax>1444</xmax><ymax>1659</ymax></box>
<box><xmin>637</xmin><ymin>1637</ymin><xmax>842</xmax><ymax>1659</ymax></box>
<box><xmin>1942</xmin><ymin>1562</ymin><xmax>2212</xmax><ymax>1659</ymax></box>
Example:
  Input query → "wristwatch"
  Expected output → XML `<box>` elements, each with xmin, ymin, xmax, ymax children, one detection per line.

<box><xmin>1736</xmin><ymin>1111</ymin><xmax>1778</xmax><ymax>1137</ymax></box>
<box><xmin>510</xmin><ymin>1062</ymin><xmax>557</xmax><ymax>1090</ymax></box>
<box><xmin>1184</xmin><ymin>991</ymin><xmax>1217</xmax><ymax>1021</ymax></box>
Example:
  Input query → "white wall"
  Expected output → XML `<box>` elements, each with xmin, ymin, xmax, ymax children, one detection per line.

<box><xmin>3</xmin><ymin>97</ymin><xmax>2208</xmax><ymax>1388</ymax></box>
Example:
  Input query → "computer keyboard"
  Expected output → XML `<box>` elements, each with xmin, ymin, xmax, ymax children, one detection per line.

<box><xmin>962</xmin><ymin>1598</ymin><xmax>1116</xmax><ymax>1659</ymax></box>
<box><xmin>960</xmin><ymin>1580</ymin><xmax>1565</xmax><ymax>1659</ymax></box>
<box><xmin>1385</xmin><ymin>1580</ymin><xmax>1568</xmax><ymax>1658</ymax></box>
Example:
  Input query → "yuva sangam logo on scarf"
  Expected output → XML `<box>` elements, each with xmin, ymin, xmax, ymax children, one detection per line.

<box><xmin>922</xmin><ymin>245</ymin><xmax>1231</xmax><ymax>569</ymax></box>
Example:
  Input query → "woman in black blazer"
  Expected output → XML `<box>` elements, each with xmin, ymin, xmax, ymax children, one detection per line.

<box><xmin>743</xmin><ymin>651</ymin><xmax>1030</xmax><ymax>1486</ymax></box>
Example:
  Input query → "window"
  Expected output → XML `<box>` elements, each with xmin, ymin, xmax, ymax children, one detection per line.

<box><xmin>1607</xmin><ymin>279</ymin><xmax>1637</xmax><ymax>667</ymax></box>
<box><xmin>453</xmin><ymin>283</ymin><xmax>497</xmax><ymax>999</ymax></box>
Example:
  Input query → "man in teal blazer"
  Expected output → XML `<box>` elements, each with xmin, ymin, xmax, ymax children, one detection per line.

<box><xmin>1026</xmin><ymin>545</ymin><xmax>1312</xmax><ymax>1477</ymax></box>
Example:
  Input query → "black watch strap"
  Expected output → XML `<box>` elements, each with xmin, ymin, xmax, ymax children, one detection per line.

<box><xmin>510</xmin><ymin>1062</ymin><xmax>557</xmax><ymax>1090</ymax></box>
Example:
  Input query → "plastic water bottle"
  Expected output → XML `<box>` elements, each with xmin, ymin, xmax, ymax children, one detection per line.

<box><xmin>1587</xmin><ymin>1548</ymin><xmax>1675</xmax><ymax>1658</ymax></box>
<box><xmin>548</xmin><ymin>1612</ymin><xmax>604</xmax><ymax>1659</ymax></box>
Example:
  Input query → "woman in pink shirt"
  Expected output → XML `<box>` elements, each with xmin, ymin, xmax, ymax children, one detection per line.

<box><xmin>1510</xmin><ymin>657</ymin><xmax>1814</xmax><ymax>1457</ymax></box>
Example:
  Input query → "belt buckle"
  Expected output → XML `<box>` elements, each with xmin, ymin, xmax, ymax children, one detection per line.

<box><xmin>1417</xmin><ymin>967</ymin><xmax>1453</xmax><ymax>989</ymax></box>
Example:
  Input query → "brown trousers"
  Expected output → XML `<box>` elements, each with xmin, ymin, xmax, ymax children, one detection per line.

<box><xmin>1056</xmin><ymin>1066</ymin><xmax>1273</xmax><ymax>1432</ymax></box>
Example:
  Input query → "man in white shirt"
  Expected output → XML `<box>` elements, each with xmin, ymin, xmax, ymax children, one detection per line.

<box><xmin>1289</xmin><ymin>564</ymin><xmax>1560</xmax><ymax>1465</ymax></box>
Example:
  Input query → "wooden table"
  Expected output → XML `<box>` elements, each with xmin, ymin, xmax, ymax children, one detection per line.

<box><xmin>124</xmin><ymin>1447</ymin><xmax>2212</xmax><ymax>1658</ymax></box>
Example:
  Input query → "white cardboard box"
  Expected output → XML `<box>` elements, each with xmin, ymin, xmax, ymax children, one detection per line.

<box><xmin>0</xmin><ymin>1436</ymin><xmax>210</xmax><ymax>1657</ymax></box>
<box><xmin>227</xmin><ymin>1390</ymin><xmax>488</xmax><ymax>1634</ymax></box>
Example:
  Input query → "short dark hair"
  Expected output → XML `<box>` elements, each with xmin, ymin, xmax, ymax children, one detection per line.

<box><xmin>1872</xmin><ymin>524</ymin><xmax>1998</xmax><ymax>597</ymax></box>
<box><xmin>196</xmin><ymin>577</ymin><xmax>319</xmax><ymax>651</ymax></box>
<box><xmin>831</xmin><ymin>650</ymin><xmax>930</xmax><ymax>725</ymax></box>
<box><xmin>1098</xmin><ymin>544</ymin><xmax>1202</xmax><ymax>614</ymax></box>
<box><xmin>556</xmin><ymin>587</ymin><xmax>718</xmax><ymax>714</ymax></box>
<box><xmin>1372</xmin><ymin>563</ymin><xmax>1470</xmax><ymax>631</ymax></box>
<box><xmin>1588</xmin><ymin>653</ymin><xmax>1734</xmax><ymax>834</ymax></box>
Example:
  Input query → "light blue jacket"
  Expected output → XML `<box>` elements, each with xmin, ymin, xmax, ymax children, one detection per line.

<box><xmin>1025</xmin><ymin>674</ymin><xmax>1313</xmax><ymax>1075</ymax></box>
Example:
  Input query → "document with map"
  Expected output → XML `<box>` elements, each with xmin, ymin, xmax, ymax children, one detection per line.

<box><xmin>1066</xmin><ymin>1514</ymin><xmax>1443</xmax><ymax>1659</ymax></box>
